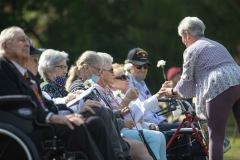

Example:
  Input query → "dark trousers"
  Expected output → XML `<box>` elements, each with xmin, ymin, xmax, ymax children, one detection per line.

<box><xmin>40</xmin><ymin>116</ymin><xmax>117</xmax><ymax>160</ymax></box>
<box><xmin>206</xmin><ymin>84</ymin><xmax>240</xmax><ymax>160</ymax></box>
<box><xmin>82</xmin><ymin>106</ymin><xmax>130</xmax><ymax>159</ymax></box>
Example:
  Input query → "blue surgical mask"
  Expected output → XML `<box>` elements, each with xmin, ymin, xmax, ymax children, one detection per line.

<box><xmin>89</xmin><ymin>67</ymin><xmax>100</xmax><ymax>83</ymax></box>
<box><xmin>54</xmin><ymin>74</ymin><xmax>66</xmax><ymax>86</ymax></box>
<box><xmin>91</xmin><ymin>74</ymin><xmax>100</xmax><ymax>83</ymax></box>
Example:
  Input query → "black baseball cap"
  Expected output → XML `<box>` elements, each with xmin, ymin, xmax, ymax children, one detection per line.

<box><xmin>127</xmin><ymin>47</ymin><xmax>151</xmax><ymax>66</ymax></box>
<box><xmin>29</xmin><ymin>39</ymin><xmax>45</xmax><ymax>55</ymax></box>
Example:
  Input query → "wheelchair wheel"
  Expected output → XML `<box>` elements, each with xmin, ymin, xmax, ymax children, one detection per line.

<box><xmin>0</xmin><ymin>123</ymin><xmax>40</xmax><ymax>160</ymax></box>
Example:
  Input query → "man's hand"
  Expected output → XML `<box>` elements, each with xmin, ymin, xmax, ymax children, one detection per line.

<box><xmin>149</xmin><ymin>123</ymin><xmax>159</xmax><ymax>131</ymax></box>
<box><xmin>124</xmin><ymin>119</ymin><xmax>135</xmax><ymax>129</ymax></box>
<box><xmin>49</xmin><ymin>114</ymin><xmax>85</xmax><ymax>130</ymax></box>
<box><xmin>80</xmin><ymin>100</ymin><xmax>102</xmax><ymax>114</ymax></box>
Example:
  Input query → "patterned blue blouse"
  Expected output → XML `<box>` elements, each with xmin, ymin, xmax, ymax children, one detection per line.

<box><xmin>40</xmin><ymin>79</ymin><xmax>68</xmax><ymax>98</ymax></box>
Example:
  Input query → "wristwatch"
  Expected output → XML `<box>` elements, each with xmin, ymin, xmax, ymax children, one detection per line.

<box><xmin>171</xmin><ymin>88</ymin><xmax>175</xmax><ymax>95</ymax></box>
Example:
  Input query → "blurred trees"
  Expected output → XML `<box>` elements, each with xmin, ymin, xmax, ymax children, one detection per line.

<box><xmin>1</xmin><ymin>0</ymin><xmax>240</xmax><ymax>92</ymax></box>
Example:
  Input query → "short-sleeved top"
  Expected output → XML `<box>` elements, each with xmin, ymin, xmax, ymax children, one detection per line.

<box><xmin>176</xmin><ymin>37</ymin><xmax>240</xmax><ymax>119</ymax></box>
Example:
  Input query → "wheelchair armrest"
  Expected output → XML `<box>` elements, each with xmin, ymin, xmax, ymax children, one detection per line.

<box><xmin>0</xmin><ymin>95</ymin><xmax>32</xmax><ymax>106</ymax></box>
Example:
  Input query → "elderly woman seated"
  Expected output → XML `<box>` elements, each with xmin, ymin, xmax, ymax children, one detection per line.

<box><xmin>66</xmin><ymin>50</ymin><xmax>154</xmax><ymax>160</ymax></box>
<box><xmin>67</xmin><ymin>51</ymin><xmax>166</xmax><ymax>160</ymax></box>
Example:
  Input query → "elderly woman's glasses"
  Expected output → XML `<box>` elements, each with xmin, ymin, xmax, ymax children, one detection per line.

<box><xmin>55</xmin><ymin>65</ymin><xmax>68</xmax><ymax>70</ymax></box>
<box><xmin>102</xmin><ymin>68</ymin><xmax>114</xmax><ymax>73</ymax></box>
<box><xmin>91</xmin><ymin>66</ymin><xmax>102</xmax><ymax>72</ymax></box>
<box><xmin>133</xmin><ymin>64</ymin><xmax>148</xmax><ymax>69</ymax></box>
<box><xmin>115</xmin><ymin>75</ymin><xmax>129</xmax><ymax>81</ymax></box>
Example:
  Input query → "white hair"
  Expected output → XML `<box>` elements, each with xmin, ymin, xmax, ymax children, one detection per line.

<box><xmin>97</xmin><ymin>52</ymin><xmax>113</xmax><ymax>69</ymax></box>
<box><xmin>178</xmin><ymin>17</ymin><xmax>205</xmax><ymax>37</ymax></box>
<box><xmin>0</xmin><ymin>26</ymin><xmax>24</xmax><ymax>55</ymax></box>
<box><xmin>38</xmin><ymin>49</ymin><xmax>69</xmax><ymax>81</ymax></box>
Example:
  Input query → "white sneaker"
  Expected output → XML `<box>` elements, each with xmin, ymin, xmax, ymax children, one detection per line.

<box><xmin>223</xmin><ymin>135</ymin><xmax>231</xmax><ymax>153</ymax></box>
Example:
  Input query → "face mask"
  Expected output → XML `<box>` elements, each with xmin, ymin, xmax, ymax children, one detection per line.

<box><xmin>54</xmin><ymin>74</ymin><xmax>66</xmax><ymax>86</ymax></box>
<box><xmin>91</xmin><ymin>74</ymin><xmax>100</xmax><ymax>83</ymax></box>
<box><xmin>89</xmin><ymin>67</ymin><xmax>100</xmax><ymax>83</ymax></box>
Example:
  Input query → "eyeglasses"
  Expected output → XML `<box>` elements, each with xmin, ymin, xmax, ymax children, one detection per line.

<box><xmin>55</xmin><ymin>65</ymin><xmax>68</xmax><ymax>70</ymax></box>
<box><xmin>133</xmin><ymin>64</ymin><xmax>149</xmax><ymax>69</ymax></box>
<box><xmin>13</xmin><ymin>36</ymin><xmax>30</xmax><ymax>44</ymax></box>
<box><xmin>102</xmin><ymin>68</ymin><xmax>114</xmax><ymax>73</ymax></box>
<box><xmin>115</xmin><ymin>75</ymin><xmax>129</xmax><ymax>81</ymax></box>
<box><xmin>91</xmin><ymin>66</ymin><xmax>102</xmax><ymax>72</ymax></box>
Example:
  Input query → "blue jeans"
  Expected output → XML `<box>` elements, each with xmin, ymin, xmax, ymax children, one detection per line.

<box><xmin>121</xmin><ymin>128</ymin><xmax>167</xmax><ymax>160</ymax></box>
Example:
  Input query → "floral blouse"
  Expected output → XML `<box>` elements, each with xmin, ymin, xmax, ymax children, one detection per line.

<box><xmin>40</xmin><ymin>79</ymin><xmax>68</xmax><ymax>98</ymax></box>
<box><xmin>176</xmin><ymin>37</ymin><xmax>240</xmax><ymax>119</ymax></box>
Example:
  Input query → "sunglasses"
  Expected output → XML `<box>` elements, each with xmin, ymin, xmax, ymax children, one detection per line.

<box><xmin>115</xmin><ymin>75</ymin><xmax>129</xmax><ymax>81</ymax></box>
<box><xmin>133</xmin><ymin>64</ymin><xmax>149</xmax><ymax>69</ymax></box>
<box><xmin>102</xmin><ymin>68</ymin><xmax>114</xmax><ymax>73</ymax></box>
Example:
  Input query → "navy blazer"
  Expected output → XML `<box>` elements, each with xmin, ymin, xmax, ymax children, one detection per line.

<box><xmin>0</xmin><ymin>57</ymin><xmax>49</xmax><ymax>123</ymax></box>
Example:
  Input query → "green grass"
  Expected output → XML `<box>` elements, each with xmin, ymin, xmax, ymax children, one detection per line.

<box><xmin>223</xmin><ymin>112</ymin><xmax>240</xmax><ymax>160</ymax></box>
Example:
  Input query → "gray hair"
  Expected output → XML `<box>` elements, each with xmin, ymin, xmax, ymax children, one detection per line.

<box><xmin>65</xmin><ymin>50</ymin><xmax>103</xmax><ymax>91</ymax></box>
<box><xmin>38</xmin><ymin>49</ymin><xmax>69</xmax><ymax>81</ymax></box>
<box><xmin>75</xmin><ymin>50</ymin><xmax>103</xmax><ymax>69</ymax></box>
<box><xmin>178</xmin><ymin>17</ymin><xmax>205</xmax><ymax>37</ymax></box>
<box><xmin>97</xmin><ymin>52</ymin><xmax>113</xmax><ymax>69</ymax></box>
<box><xmin>0</xmin><ymin>26</ymin><xmax>24</xmax><ymax>55</ymax></box>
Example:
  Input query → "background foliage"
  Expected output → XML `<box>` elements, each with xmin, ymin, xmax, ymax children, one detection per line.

<box><xmin>1</xmin><ymin>0</ymin><xmax>240</xmax><ymax>93</ymax></box>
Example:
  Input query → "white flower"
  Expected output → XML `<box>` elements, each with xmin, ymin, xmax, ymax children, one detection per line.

<box><xmin>157</xmin><ymin>60</ymin><xmax>166</xmax><ymax>68</ymax></box>
<box><xmin>124</xmin><ymin>63</ymin><xmax>133</xmax><ymax>72</ymax></box>
<box><xmin>84</xmin><ymin>79</ymin><xmax>94</xmax><ymax>88</ymax></box>
<box><xmin>113</xmin><ymin>90</ymin><xmax>123</xmax><ymax>99</ymax></box>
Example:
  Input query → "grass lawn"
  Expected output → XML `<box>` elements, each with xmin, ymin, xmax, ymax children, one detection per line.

<box><xmin>223</xmin><ymin>112</ymin><xmax>240</xmax><ymax>160</ymax></box>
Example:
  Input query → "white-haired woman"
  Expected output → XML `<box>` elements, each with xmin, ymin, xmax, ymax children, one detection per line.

<box><xmin>163</xmin><ymin>16</ymin><xmax>240</xmax><ymax>160</ymax></box>
<box><xmin>38</xmin><ymin>49</ymin><xmax>78</xmax><ymax>103</ymax></box>
<box><xmin>92</xmin><ymin>52</ymin><xmax>166</xmax><ymax>160</ymax></box>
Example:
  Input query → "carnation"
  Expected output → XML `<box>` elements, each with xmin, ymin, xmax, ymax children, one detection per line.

<box><xmin>84</xmin><ymin>79</ymin><xmax>94</xmax><ymax>88</ymax></box>
<box><xmin>157</xmin><ymin>60</ymin><xmax>166</xmax><ymax>68</ymax></box>
<box><xmin>113</xmin><ymin>90</ymin><xmax>123</xmax><ymax>99</ymax></box>
<box><xmin>124</xmin><ymin>63</ymin><xmax>133</xmax><ymax>72</ymax></box>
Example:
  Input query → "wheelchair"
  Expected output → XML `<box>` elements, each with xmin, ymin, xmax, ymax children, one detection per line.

<box><xmin>0</xmin><ymin>95</ymin><xmax>88</xmax><ymax>160</ymax></box>
<box><xmin>157</xmin><ymin>98</ymin><xmax>209</xmax><ymax>160</ymax></box>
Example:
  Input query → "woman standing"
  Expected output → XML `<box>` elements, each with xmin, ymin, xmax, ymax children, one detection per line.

<box><xmin>163</xmin><ymin>16</ymin><xmax>240</xmax><ymax>160</ymax></box>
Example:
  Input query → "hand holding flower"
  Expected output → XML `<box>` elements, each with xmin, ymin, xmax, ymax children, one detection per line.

<box><xmin>124</xmin><ymin>88</ymin><xmax>139</xmax><ymax>102</ymax></box>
